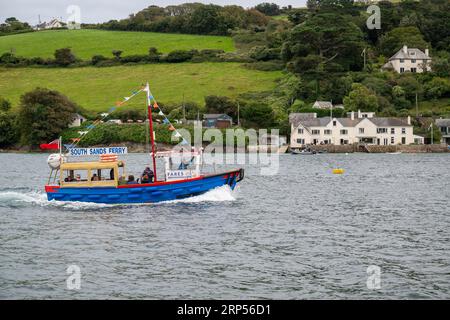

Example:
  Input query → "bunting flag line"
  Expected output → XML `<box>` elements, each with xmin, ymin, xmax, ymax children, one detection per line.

<box><xmin>66</xmin><ymin>86</ymin><xmax>145</xmax><ymax>150</ymax></box>
<box><xmin>146</xmin><ymin>84</ymin><xmax>187</xmax><ymax>146</ymax></box>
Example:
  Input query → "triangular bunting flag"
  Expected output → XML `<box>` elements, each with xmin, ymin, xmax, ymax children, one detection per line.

<box><xmin>153</xmin><ymin>102</ymin><xmax>159</xmax><ymax>109</ymax></box>
<box><xmin>162</xmin><ymin>118</ymin><xmax>170</xmax><ymax>124</ymax></box>
<box><xmin>115</xmin><ymin>101</ymin><xmax>123</xmax><ymax>106</ymax></box>
<box><xmin>124</xmin><ymin>96</ymin><xmax>130</xmax><ymax>101</ymax></box>
<box><xmin>181</xmin><ymin>139</ymin><xmax>189</xmax><ymax>145</ymax></box>
<box><xmin>168</xmin><ymin>125</ymin><xmax>175</xmax><ymax>131</ymax></box>
<box><xmin>158</xmin><ymin>110</ymin><xmax>164</xmax><ymax>116</ymax></box>
<box><xmin>174</xmin><ymin>132</ymin><xmax>182</xmax><ymax>138</ymax></box>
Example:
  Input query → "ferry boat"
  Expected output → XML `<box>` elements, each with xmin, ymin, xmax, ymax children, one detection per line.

<box><xmin>44</xmin><ymin>84</ymin><xmax>244</xmax><ymax>204</ymax></box>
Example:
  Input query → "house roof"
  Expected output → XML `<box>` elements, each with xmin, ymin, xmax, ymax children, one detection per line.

<box><xmin>390</xmin><ymin>47</ymin><xmax>431</xmax><ymax>61</ymax></box>
<box><xmin>289</xmin><ymin>113</ymin><xmax>317</xmax><ymax>127</ymax></box>
<box><xmin>292</xmin><ymin>116</ymin><xmax>411</xmax><ymax>129</ymax></box>
<box><xmin>436</xmin><ymin>119</ymin><xmax>450</xmax><ymax>127</ymax></box>
<box><xmin>203</xmin><ymin>113</ymin><xmax>232</xmax><ymax>120</ymax></box>
<box><xmin>313</xmin><ymin>101</ymin><xmax>333</xmax><ymax>109</ymax></box>
<box><xmin>382</xmin><ymin>61</ymin><xmax>394</xmax><ymax>69</ymax></box>
<box><xmin>369</xmin><ymin>117</ymin><xmax>411</xmax><ymax>127</ymax></box>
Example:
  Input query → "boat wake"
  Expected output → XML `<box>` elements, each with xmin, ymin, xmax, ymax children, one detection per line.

<box><xmin>165</xmin><ymin>185</ymin><xmax>238</xmax><ymax>204</ymax></box>
<box><xmin>0</xmin><ymin>185</ymin><xmax>238</xmax><ymax>210</ymax></box>
<box><xmin>0</xmin><ymin>190</ymin><xmax>113</xmax><ymax>210</ymax></box>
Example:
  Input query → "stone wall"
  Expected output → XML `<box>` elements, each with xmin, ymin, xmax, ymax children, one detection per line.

<box><xmin>308</xmin><ymin>144</ymin><xmax>449</xmax><ymax>153</ymax></box>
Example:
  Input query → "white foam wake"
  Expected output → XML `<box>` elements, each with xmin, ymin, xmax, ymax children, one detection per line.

<box><xmin>0</xmin><ymin>191</ymin><xmax>113</xmax><ymax>210</ymax></box>
<box><xmin>163</xmin><ymin>185</ymin><xmax>239</xmax><ymax>204</ymax></box>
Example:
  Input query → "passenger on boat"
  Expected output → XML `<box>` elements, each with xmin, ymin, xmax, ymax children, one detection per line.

<box><xmin>75</xmin><ymin>174</ymin><xmax>81</xmax><ymax>181</ymax></box>
<box><xmin>91</xmin><ymin>174</ymin><xmax>100</xmax><ymax>181</ymax></box>
<box><xmin>127</xmin><ymin>175</ymin><xmax>136</xmax><ymax>184</ymax></box>
<box><xmin>141</xmin><ymin>167</ymin><xmax>154</xmax><ymax>183</ymax></box>
<box><xmin>109</xmin><ymin>169</ymin><xmax>114</xmax><ymax>180</ymax></box>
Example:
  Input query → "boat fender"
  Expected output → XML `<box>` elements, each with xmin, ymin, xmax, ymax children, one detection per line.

<box><xmin>236</xmin><ymin>168</ymin><xmax>245</xmax><ymax>182</ymax></box>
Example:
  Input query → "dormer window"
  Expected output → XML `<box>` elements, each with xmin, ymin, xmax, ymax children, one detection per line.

<box><xmin>409</xmin><ymin>51</ymin><xmax>415</xmax><ymax>56</ymax></box>
<box><xmin>400</xmin><ymin>59</ymin><xmax>404</xmax><ymax>63</ymax></box>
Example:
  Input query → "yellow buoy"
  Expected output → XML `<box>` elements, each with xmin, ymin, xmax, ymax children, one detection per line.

<box><xmin>332</xmin><ymin>168</ymin><xmax>345</xmax><ymax>174</ymax></box>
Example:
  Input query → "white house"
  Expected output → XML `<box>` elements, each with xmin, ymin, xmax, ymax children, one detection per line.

<box><xmin>436</xmin><ymin>118</ymin><xmax>450</xmax><ymax>145</ymax></box>
<box><xmin>68</xmin><ymin>113</ymin><xmax>86</xmax><ymax>128</ymax></box>
<box><xmin>35</xmin><ymin>18</ymin><xmax>64</xmax><ymax>30</ymax></box>
<box><xmin>382</xmin><ymin>45</ymin><xmax>432</xmax><ymax>73</ymax></box>
<box><xmin>290</xmin><ymin>111</ymin><xmax>415</xmax><ymax>148</ymax></box>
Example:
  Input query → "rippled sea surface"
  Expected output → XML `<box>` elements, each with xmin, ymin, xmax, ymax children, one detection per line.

<box><xmin>0</xmin><ymin>152</ymin><xmax>449</xmax><ymax>299</ymax></box>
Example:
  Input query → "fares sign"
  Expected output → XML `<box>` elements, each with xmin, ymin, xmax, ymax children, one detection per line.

<box><xmin>68</xmin><ymin>147</ymin><xmax>128</xmax><ymax>157</ymax></box>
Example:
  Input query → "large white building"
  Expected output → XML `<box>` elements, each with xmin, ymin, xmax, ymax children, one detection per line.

<box><xmin>382</xmin><ymin>45</ymin><xmax>432</xmax><ymax>74</ymax></box>
<box><xmin>290</xmin><ymin>111</ymin><xmax>418</xmax><ymax>148</ymax></box>
<box><xmin>436</xmin><ymin>119</ymin><xmax>450</xmax><ymax>145</ymax></box>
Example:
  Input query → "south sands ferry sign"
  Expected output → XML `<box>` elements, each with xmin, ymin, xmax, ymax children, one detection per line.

<box><xmin>68</xmin><ymin>147</ymin><xmax>128</xmax><ymax>157</ymax></box>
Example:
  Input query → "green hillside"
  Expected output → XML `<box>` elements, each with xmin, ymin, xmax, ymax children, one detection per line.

<box><xmin>0</xmin><ymin>63</ymin><xmax>282</xmax><ymax>111</ymax></box>
<box><xmin>0</xmin><ymin>29</ymin><xmax>235</xmax><ymax>59</ymax></box>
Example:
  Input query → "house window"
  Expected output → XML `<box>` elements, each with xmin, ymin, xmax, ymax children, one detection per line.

<box><xmin>400</xmin><ymin>59</ymin><xmax>404</xmax><ymax>63</ymax></box>
<box><xmin>411</xmin><ymin>68</ymin><xmax>417</xmax><ymax>73</ymax></box>
<box><xmin>340</xmin><ymin>129</ymin><xmax>348</xmax><ymax>135</ymax></box>
<box><xmin>312</xmin><ymin>129</ymin><xmax>320</xmax><ymax>135</ymax></box>
<box><xmin>391</xmin><ymin>128</ymin><xmax>395</xmax><ymax>134</ymax></box>
<box><xmin>298</xmin><ymin>128</ymin><xmax>304</xmax><ymax>134</ymax></box>
<box><xmin>391</xmin><ymin>137</ymin><xmax>395</xmax><ymax>144</ymax></box>
<box><xmin>402</xmin><ymin>128</ymin><xmax>406</xmax><ymax>134</ymax></box>
<box><xmin>359</xmin><ymin>128</ymin><xmax>365</xmax><ymax>134</ymax></box>
<box><xmin>411</xmin><ymin>59</ymin><xmax>416</xmax><ymax>63</ymax></box>
<box><xmin>333</xmin><ymin>121</ymin><xmax>337</xmax><ymax>126</ymax></box>
<box><xmin>324</xmin><ymin>129</ymin><xmax>332</xmax><ymax>135</ymax></box>
<box><xmin>297</xmin><ymin>139</ymin><xmax>305</xmax><ymax>144</ymax></box>
<box><xmin>377</xmin><ymin>128</ymin><xmax>387</xmax><ymax>134</ymax></box>
<box><xmin>400</xmin><ymin>67</ymin><xmax>405</xmax><ymax>73</ymax></box>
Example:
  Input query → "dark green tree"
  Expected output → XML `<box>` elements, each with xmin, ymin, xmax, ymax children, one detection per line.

<box><xmin>379</xmin><ymin>27</ymin><xmax>429</xmax><ymax>57</ymax></box>
<box><xmin>17</xmin><ymin>88</ymin><xmax>79</xmax><ymax>146</ymax></box>
<box><xmin>54</xmin><ymin>48</ymin><xmax>76</xmax><ymax>66</ymax></box>
<box><xmin>283</xmin><ymin>13</ymin><xmax>364</xmax><ymax>72</ymax></box>
<box><xmin>254</xmin><ymin>3</ymin><xmax>281</xmax><ymax>16</ymax></box>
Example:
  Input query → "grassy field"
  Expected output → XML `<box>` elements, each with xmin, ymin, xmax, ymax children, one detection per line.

<box><xmin>0</xmin><ymin>63</ymin><xmax>282</xmax><ymax>111</ymax></box>
<box><xmin>0</xmin><ymin>29</ymin><xmax>235</xmax><ymax>59</ymax></box>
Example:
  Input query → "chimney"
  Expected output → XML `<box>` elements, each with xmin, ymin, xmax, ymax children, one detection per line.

<box><xmin>407</xmin><ymin>116</ymin><xmax>411</xmax><ymax>125</ymax></box>
<box><xmin>350</xmin><ymin>111</ymin><xmax>355</xmax><ymax>120</ymax></box>
<box><xmin>425</xmin><ymin>48</ymin><xmax>429</xmax><ymax>57</ymax></box>
<box><xmin>403</xmin><ymin>45</ymin><xmax>408</xmax><ymax>54</ymax></box>
<box><xmin>358</xmin><ymin>109</ymin><xmax>361</xmax><ymax>119</ymax></box>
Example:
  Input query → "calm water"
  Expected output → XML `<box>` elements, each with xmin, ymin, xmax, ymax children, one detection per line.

<box><xmin>0</xmin><ymin>152</ymin><xmax>449</xmax><ymax>299</ymax></box>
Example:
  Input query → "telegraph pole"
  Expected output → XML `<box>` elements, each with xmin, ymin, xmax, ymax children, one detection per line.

<box><xmin>237</xmin><ymin>101</ymin><xmax>240</xmax><ymax>127</ymax></box>
<box><xmin>415</xmin><ymin>93</ymin><xmax>419</xmax><ymax>117</ymax></box>
<box><xmin>182</xmin><ymin>92</ymin><xmax>186</xmax><ymax>123</ymax></box>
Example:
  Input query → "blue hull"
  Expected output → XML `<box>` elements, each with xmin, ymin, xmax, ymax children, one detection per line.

<box><xmin>46</xmin><ymin>170</ymin><xmax>243</xmax><ymax>204</ymax></box>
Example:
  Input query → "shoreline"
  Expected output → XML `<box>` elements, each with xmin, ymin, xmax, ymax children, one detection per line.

<box><xmin>1</xmin><ymin>143</ymin><xmax>449</xmax><ymax>154</ymax></box>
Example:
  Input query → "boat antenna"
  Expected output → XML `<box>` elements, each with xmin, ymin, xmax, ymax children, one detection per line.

<box><xmin>145</xmin><ymin>82</ymin><xmax>158</xmax><ymax>181</ymax></box>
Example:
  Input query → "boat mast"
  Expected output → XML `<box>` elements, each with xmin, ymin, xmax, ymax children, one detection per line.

<box><xmin>146</xmin><ymin>82</ymin><xmax>158</xmax><ymax>181</ymax></box>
